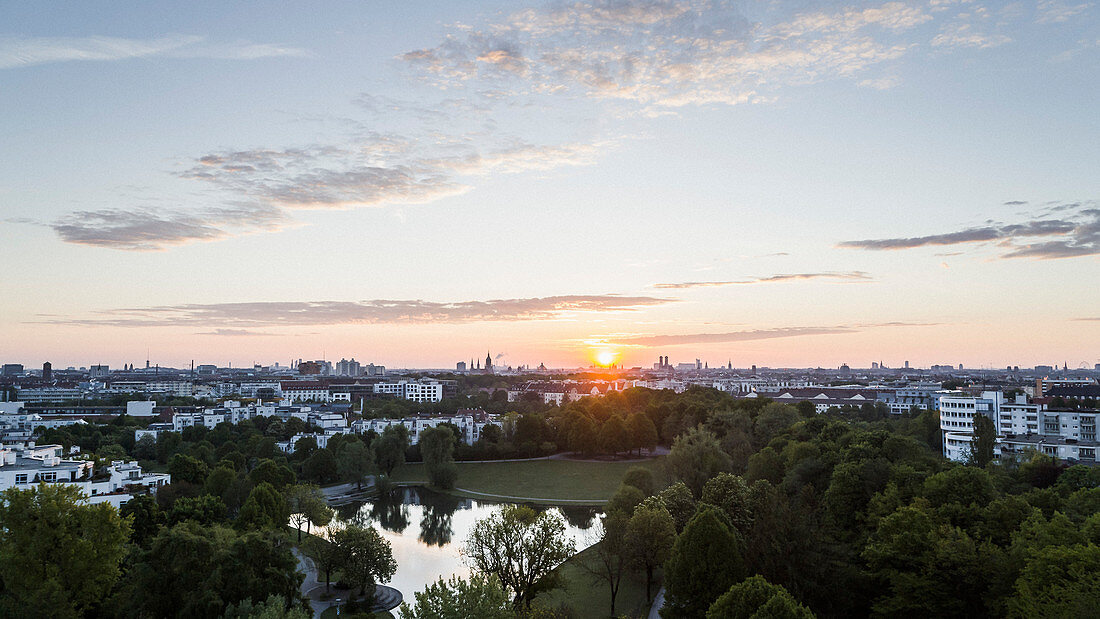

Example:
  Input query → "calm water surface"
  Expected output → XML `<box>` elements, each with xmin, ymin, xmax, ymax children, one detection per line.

<box><xmin>325</xmin><ymin>486</ymin><xmax>602</xmax><ymax>598</ymax></box>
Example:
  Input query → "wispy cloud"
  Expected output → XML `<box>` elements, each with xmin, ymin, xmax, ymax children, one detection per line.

<box><xmin>37</xmin><ymin>295</ymin><xmax>675</xmax><ymax>328</ymax></box>
<box><xmin>196</xmin><ymin>329</ymin><xmax>279</xmax><ymax>336</ymax></box>
<box><xmin>654</xmin><ymin>271</ymin><xmax>872</xmax><ymax>289</ymax></box>
<box><xmin>597</xmin><ymin>321</ymin><xmax>937</xmax><ymax>347</ymax></box>
<box><xmin>838</xmin><ymin>201</ymin><xmax>1100</xmax><ymax>259</ymax></box>
<box><xmin>1035</xmin><ymin>1</ymin><xmax>1092</xmax><ymax>24</ymax></box>
<box><xmin>401</xmin><ymin>0</ymin><xmax>941</xmax><ymax>109</ymax></box>
<box><xmin>46</xmin><ymin>129</ymin><xmax>610</xmax><ymax>249</ymax></box>
<box><xmin>49</xmin><ymin>203</ymin><xmax>288</xmax><ymax>251</ymax></box>
<box><xmin>0</xmin><ymin>34</ymin><xmax>307</xmax><ymax>69</ymax></box>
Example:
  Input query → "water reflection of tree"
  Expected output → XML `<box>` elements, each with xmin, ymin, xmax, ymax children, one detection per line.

<box><xmin>367</xmin><ymin>490</ymin><xmax>411</xmax><ymax>533</ymax></box>
<box><xmin>558</xmin><ymin>505</ymin><xmax>599</xmax><ymax>530</ymax></box>
<box><xmin>418</xmin><ymin>490</ymin><xmax>464</xmax><ymax>547</ymax></box>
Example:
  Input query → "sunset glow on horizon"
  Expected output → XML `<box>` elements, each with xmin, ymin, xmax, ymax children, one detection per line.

<box><xmin>1</xmin><ymin>1</ymin><xmax>1097</xmax><ymax>371</ymax></box>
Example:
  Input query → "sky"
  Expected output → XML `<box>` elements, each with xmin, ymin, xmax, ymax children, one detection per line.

<box><xmin>1</xmin><ymin>0</ymin><xmax>1098</xmax><ymax>371</ymax></box>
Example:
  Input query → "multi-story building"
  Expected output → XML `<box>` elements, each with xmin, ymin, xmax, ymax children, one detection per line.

<box><xmin>371</xmin><ymin>380</ymin><xmax>443</xmax><ymax>403</ymax></box>
<box><xmin>352</xmin><ymin>410</ymin><xmax>499</xmax><ymax>445</ymax></box>
<box><xmin>0</xmin><ymin>445</ymin><xmax>169</xmax><ymax>507</ymax></box>
<box><xmin>940</xmin><ymin>391</ymin><xmax>1098</xmax><ymax>464</ymax></box>
<box><xmin>335</xmin><ymin>358</ymin><xmax>362</xmax><ymax>377</ymax></box>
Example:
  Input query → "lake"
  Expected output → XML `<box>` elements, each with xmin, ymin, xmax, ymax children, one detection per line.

<box><xmin>324</xmin><ymin>486</ymin><xmax>603</xmax><ymax>599</ymax></box>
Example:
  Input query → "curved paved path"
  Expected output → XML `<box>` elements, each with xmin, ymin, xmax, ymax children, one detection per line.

<box><xmin>648</xmin><ymin>587</ymin><xmax>666</xmax><ymax>619</ymax></box>
<box><xmin>292</xmin><ymin>548</ymin><xmax>329</xmax><ymax>618</ymax></box>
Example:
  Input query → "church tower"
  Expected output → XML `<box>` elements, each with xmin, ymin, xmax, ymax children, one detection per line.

<box><xmin>485</xmin><ymin>351</ymin><xmax>494</xmax><ymax>374</ymax></box>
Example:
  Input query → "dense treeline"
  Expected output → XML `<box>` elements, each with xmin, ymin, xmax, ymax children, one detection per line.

<box><xmin>578</xmin><ymin>392</ymin><xmax>1099</xmax><ymax>617</ymax></box>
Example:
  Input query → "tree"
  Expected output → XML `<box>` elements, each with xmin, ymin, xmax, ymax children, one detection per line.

<box><xmin>568</xmin><ymin>415</ymin><xmax>600</xmax><ymax>456</ymax></box>
<box><xmin>627</xmin><ymin>411</ymin><xmax>659</xmax><ymax>456</ymax></box>
<box><xmin>306</xmin><ymin>535</ymin><xmax>345</xmax><ymax>593</ymax></box>
<box><xmin>863</xmin><ymin>504</ymin><xmax>993</xmax><ymax>616</ymax></box>
<box><xmin>122</xmin><ymin>523</ymin><xmax>304</xmax><ymax>617</ymax></box>
<box><xmin>463</xmin><ymin>504</ymin><xmax>576</xmax><ymax>609</ymax></box>
<box><xmin>625</xmin><ymin>496</ymin><xmax>677</xmax><ymax>604</ymax></box>
<box><xmin>599</xmin><ymin>415</ymin><xmax>631</xmax><ymax>456</ymax></box>
<box><xmin>133</xmin><ymin>434</ymin><xmax>158</xmax><ymax>460</ymax></box>
<box><xmin>420</xmin><ymin>426</ymin><xmax>458</xmax><ymax>489</ymax></box>
<box><xmin>250</xmin><ymin>459</ymin><xmax>296</xmax><ymax>490</ymax></box>
<box><xmin>707</xmin><ymin>575</ymin><xmax>814</xmax><ymax>619</ymax></box>
<box><xmin>332</xmin><ymin>524</ymin><xmax>397</xmax><ymax>598</ymax></box>
<box><xmin>302</xmin><ymin>449</ymin><xmax>338</xmax><ymax>484</ymax></box>
<box><xmin>374</xmin><ymin>425</ymin><xmax>410</xmax><ymax>476</ymax></box>
<box><xmin>662</xmin><ymin>505</ymin><xmax>747</xmax><ymax>618</ymax></box>
<box><xmin>607</xmin><ymin>483</ymin><xmax>646</xmax><ymax>516</ymax></box>
<box><xmin>337</xmin><ymin>440</ymin><xmax>374</xmax><ymax>490</ymax></box>
<box><xmin>970</xmin><ymin>413</ymin><xmax>997</xmax><ymax>468</ymax></box>
<box><xmin>238</xmin><ymin>482</ymin><xmax>289</xmax><ymax>531</ymax></box>
<box><xmin>1009</xmin><ymin>542</ymin><xmax>1100</xmax><ymax>617</ymax></box>
<box><xmin>398</xmin><ymin>574</ymin><xmax>511</xmax><ymax>619</ymax></box>
<box><xmin>700</xmin><ymin>473</ymin><xmax>754</xmax><ymax>535</ymax></box>
<box><xmin>120</xmin><ymin>493</ymin><xmax>164</xmax><ymax>546</ymax></box>
<box><xmin>657</xmin><ymin>482</ymin><xmax>697</xmax><ymax>532</ymax></box>
<box><xmin>169</xmin><ymin>494</ymin><xmax>227</xmax><ymax>526</ymax></box>
<box><xmin>0</xmin><ymin>484</ymin><xmax>130</xmax><ymax>618</ymax></box>
<box><xmin>622</xmin><ymin>466</ymin><xmax>656</xmax><ymax>496</ymax></box>
<box><xmin>580</xmin><ymin>510</ymin><xmax>630</xmax><ymax>615</ymax></box>
<box><xmin>223</xmin><ymin>594</ymin><xmax>310</xmax><ymax>619</ymax></box>
<box><xmin>285</xmin><ymin>485</ymin><xmax>332</xmax><ymax>543</ymax></box>
<box><xmin>169</xmin><ymin>453</ymin><xmax>211</xmax><ymax>485</ymax></box>
<box><xmin>668</xmin><ymin>426</ymin><xmax>732</xmax><ymax>497</ymax></box>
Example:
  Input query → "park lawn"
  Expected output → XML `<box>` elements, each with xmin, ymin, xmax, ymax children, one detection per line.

<box><xmin>535</xmin><ymin>543</ymin><xmax>661</xmax><ymax>618</ymax></box>
<box><xmin>389</xmin><ymin>457</ymin><xmax>666</xmax><ymax>504</ymax></box>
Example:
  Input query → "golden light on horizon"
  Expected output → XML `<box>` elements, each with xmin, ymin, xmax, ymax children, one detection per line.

<box><xmin>595</xmin><ymin>350</ymin><xmax>617</xmax><ymax>367</ymax></box>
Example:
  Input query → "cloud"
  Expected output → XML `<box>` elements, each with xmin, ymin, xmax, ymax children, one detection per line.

<box><xmin>38</xmin><ymin>294</ymin><xmax>675</xmax><ymax>328</ymax></box>
<box><xmin>654</xmin><ymin>271</ymin><xmax>873</xmax><ymax>289</ymax></box>
<box><xmin>1072</xmin><ymin>317</ymin><xmax>1100</xmax><ymax>321</ymax></box>
<box><xmin>0</xmin><ymin>34</ymin><xmax>307</xmax><ymax>69</ymax></box>
<box><xmin>858</xmin><ymin>76</ymin><xmax>901</xmax><ymax>90</ymax></box>
<box><xmin>599</xmin><ymin>321</ymin><xmax>939</xmax><ymax>346</ymax></box>
<box><xmin>931</xmin><ymin>21</ymin><xmax>1012</xmax><ymax>48</ymax></box>
<box><xmin>49</xmin><ymin>129</ymin><xmax>610</xmax><ymax>249</ymax></box>
<box><xmin>196</xmin><ymin>329</ymin><xmax>279</xmax><ymax>336</ymax></box>
<box><xmin>400</xmin><ymin>0</ymin><xmax>944</xmax><ymax>109</ymax></box>
<box><xmin>838</xmin><ymin>202</ymin><xmax>1100</xmax><ymax>259</ymax></box>
<box><xmin>49</xmin><ymin>203</ymin><xmax>288</xmax><ymax>251</ymax></box>
<box><xmin>1003</xmin><ymin>200</ymin><xmax>1029</xmax><ymax>205</ymax></box>
<box><xmin>1035</xmin><ymin>1</ymin><xmax>1092</xmax><ymax>24</ymax></box>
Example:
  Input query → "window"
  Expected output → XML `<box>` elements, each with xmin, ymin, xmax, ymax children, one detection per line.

<box><xmin>15</xmin><ymin>474</ymin><xmax>27</xmax><ymax>484</ymax></box>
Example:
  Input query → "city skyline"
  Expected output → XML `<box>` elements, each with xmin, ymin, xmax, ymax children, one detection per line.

<box><xmin>2</xmin><ymin>1</ymin><xmax>1098</xmax><ymax>369</ymax></box>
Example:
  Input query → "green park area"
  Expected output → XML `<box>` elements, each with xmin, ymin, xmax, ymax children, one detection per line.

<box><xmin>389</xmin><ymin>457</ymin><xmax>666</xmax><ymax>504</ymax></box>
<box><xmin>535</xmin><ymin>543</ymin><xmax>660</xmax><ymax>618</ymax></box>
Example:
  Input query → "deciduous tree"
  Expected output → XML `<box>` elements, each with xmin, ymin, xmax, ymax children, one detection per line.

<box><xmin>463</xmin><ymin>504</ymin><xmax>576</xmax><ymax>609</ymax></box>
<box><xmin>0</xmin><ymin>484</ymin><xmax>130</xmax><ymax>618</ymax></box>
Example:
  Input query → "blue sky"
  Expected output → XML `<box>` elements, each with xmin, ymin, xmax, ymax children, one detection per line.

<box><xmin>1</xmin><ymin>1</ymin><xmax>1097</xmax><ymax>370</ymax></box>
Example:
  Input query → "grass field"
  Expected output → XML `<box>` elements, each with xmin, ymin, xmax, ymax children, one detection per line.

<box><xmin>389</xmin><ymin>457</ymin><xmax>667</xmax><ymax>505</ymax></box>
<box><xmin>535</xmin><ymin>542</ymin><xmax>661</xmax><ymax>618</ymax></box>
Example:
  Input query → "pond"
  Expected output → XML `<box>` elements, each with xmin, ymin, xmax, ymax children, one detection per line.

<box><xmin>325</xmin><ymin>486</ymin><xmax>603</xmax><ymax>599</ymax></box>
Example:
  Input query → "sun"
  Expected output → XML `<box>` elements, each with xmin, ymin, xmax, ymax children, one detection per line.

<box><xmin>595</xmin><ymin>350</ymin><xmax>617</xmax><ymax>367</ymax></box>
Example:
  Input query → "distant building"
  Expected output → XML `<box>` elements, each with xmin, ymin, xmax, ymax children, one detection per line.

<box><xmin>456</xmin><ymin>361</ymin><xmax>467</xmax><ymax>372</ymax></box>
<box><xmin>89</xmin><ymin>365</ymin><xmax>110</xmax><ymax>378</ymax></box>
<box><xmin>42</xmin><ymin>362</ymin><xmax>52</xmax><ymax>382</ymax></box>
<box><xmin>335</xmin><ymin>358</ymin><xmax>362</xmax><ymax>377</ymax></box>
<box><xmin>1</xmin><ymin>364</ymin><xmax>24</xmax><ymax>377</ymax></box>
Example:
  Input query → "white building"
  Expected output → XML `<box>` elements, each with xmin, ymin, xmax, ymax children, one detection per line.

<box><xmin>353</xmin><ymin>411</ymin><xmax>499</xmax><ymax>445</ymax></box>
<box><xmin>372</xmin><ymin>381</ymin><xmax>443</xmax><ymax>403</ymax></box>
<box><xmin>940</xmin><ymin>391</ymin><xmax>1098</xmax><ymax>464</ymax></box>
<box><xmin>0</xmin><ymin>446</ymin><xmax>169</xmax><ymax>507</ymax></box>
